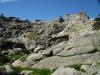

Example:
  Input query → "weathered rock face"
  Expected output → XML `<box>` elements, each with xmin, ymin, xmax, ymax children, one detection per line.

<box><xmin>26</xmin><ymin>53</ymin><xmax>44</xmax><ymax>61</ymax></box>
<box><xmin>52</xmin><ymin>67</ymin><xmax>88</xmax><ymax>75</ymax></box>
<box><xmin>32</xmin><ymin>52</ymin><xmax>100</xmax><ymax>69</ymax></box>
<box><xmin>81</xmin><ymin>64</ymin><xmax>100</xmax><ymax>75</ymax></box>
<box><xmin>57</xmin><ymin>12</ymin><xmax>92</xmax><ymax>37</ymax></box>
<box><xmin>0</xmin><ymin>40</ymin><xmax>26</xmax><ymax>50</ymax></box>
<box><xmin>11</xmin><ymin>12</ymin><xmax>100</xmax><ymax>69</ymax></box>
<box><xmin>1</xmin><ymin>12</ymin><xmax>100</xmax><ymax>75</ymax></box>
<box><xmin>20</xmin><ymin>70</ymin><xmax>32</xmax><ymax>75</ymax></box>
<box><xmin>57</xmin><ymin>31</ymin><xmax>100</xmax><ymax>56</ymax></box>
<box><xmin>0</xmin><ymin>65</ymin><xmax>16</xmax><ymax>75</ymax></box>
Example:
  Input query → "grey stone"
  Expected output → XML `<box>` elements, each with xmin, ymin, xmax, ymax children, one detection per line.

<box><xmin>26</xmin><ymin>53</ymin><xmax>44</xmax><ymax>61</ymax></box>
<box><xmin>0</xmin><ymin>65</ymin><xmax>15</xmax><ymax>75</ymax></box>
<box><xmin>34</xmin><ymin>45</ymin><xmax>44</xmax><ymax>53</ymax></box>
<box><xmin>4</xmin><ymin>65</ymin><xmax>15</xmax><ymax>74</ymax></box>
<box><xmin>57</xmin><ymin>32</ymin><xmax>96</xmax><ymax>56</ymax></box>
<box><xmin>20</xmin><ymin>70</ymin><xmax>32</xmax><ymax>75</ymax></box>
<box><xmin>52</xmin><ymin>67</ymin><xmax>88</xmax><ymax>75</ymax></box>
<box><xmin>81</xmin><ymin>63</ymin><xmax>100</xmax><ymax>75</ymax></box>
<box><xmin>32</xmin><ymin>52</ymin><xmax>100</xmax><ymax>69</ymax></box>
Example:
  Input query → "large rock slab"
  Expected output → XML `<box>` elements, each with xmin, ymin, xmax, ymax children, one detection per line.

<box><xmin>26</xmin><ymin>53</ymin><xmax>44</xmax><ymax>61</ymax></box>
<box><xmin>57</xmin><ymin>31</ymin><xmax>100</xmax><ymax>56</ymax></box>
<box><xmin>81</xmin><ymin>63</ymin><xmax>100</xmax><ymax>75</ymax></box>
<box><xmin>52</xmin><ymin>67</ymin><xmax>88</xmax><ymax>75</ymax></box>
<box><xmin>41</xmin><ymin>41</ymin><xmax>67</xmax><ymax>56</ymax></box>
<box><xmin>57</xmin><ymin>12</ymin><xmax>93</xmax><ymax>37</ymax></box>
<box><xmin>32</xmin><ymin>52</ymin><xmax>100</xmax><ymax>69</ymax></box>
<box><xmin>0</xmin><ymin>65</ymin><xmax>16</xmax><ymax>75</ymax></box>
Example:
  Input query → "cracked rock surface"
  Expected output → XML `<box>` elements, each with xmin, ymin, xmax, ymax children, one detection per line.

<box><xmin>1</xmin><ymin>12</ymin><xmax>100</xmax><ymax>75</ymax></box>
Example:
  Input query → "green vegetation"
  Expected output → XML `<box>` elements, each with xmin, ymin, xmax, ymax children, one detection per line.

<box><xmin>93</xmin><ymin>20</ymin><xmax>100</xmax><ymax>30</ymax></box>
<box><xmin>0</xmin><ymin>51</ymin><xmax>25</xmax><ymax>66</ymax></box>
<box><xmin>67</xmin><ymin>64</ymin><xmax>82</xmax><ymax>71</ymax></box>
<box><xmin>0</xmin><ymin>54</ymin><xmax>9</xmax><ymax>66</ymax></box>
<box><xmin>8</xmin><ymin>52</ymin><xmax>24</xmax><ymax>61</ymax></box>
<box><xmin>0</xmin><ymin>61</ymin><xmax>6</xmax><ymax>66</ymax></box>
<box><xmin>92</xmin><ymin>72</ymin><xmax>97</xmax><ymax>75</ymax></box>
<box><xmin>93</xmin><ymin>15</ymin><xmax>100</xmax><ymax>30</ymax></box>
<box><xmin>13</xmin><ymin>67</ymin><xmax>52</xmax><ymax>75</ymax></box>
<box><xmin>0</xmin><ymin>49</ymin><xmax>33</xmax><ymax>66</ymax></box>
<box><xmin>0</xmin><ymin>13</ymin><xmax>5</xmax><ymax>20</ymax></box>
<box><xmin>0</xmin><ymin>51</ymin><xmax>52</xmax><ymax>75</ymax></box>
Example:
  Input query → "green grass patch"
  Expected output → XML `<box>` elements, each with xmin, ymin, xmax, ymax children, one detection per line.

<box><xmin>0</xmin><ymin>62</ymin><xmax>6</xmax><ymax>66</ymax></box>
<box><xmin>67</xmin><ymin>64</ymin><xmax>82</xmax><ymax>71</ymax></box>
<box><xmin>92</xmin><ymin>72</ymin><xmax>97</xmax><ymax>75</ymax></box>
<box><xmin>7</xmin><ymin>52</ymin><xmax>25</xmax><ymax>61</ymax></box>
<box><xmin>13</xmin><ymin>67</ymin><xmax>52</xmax><ymax>75</ymax></box>
<box><xmin>0</xmin><ymin>51</ymin><xmax>25</xmax><ymax>66</ymax></box>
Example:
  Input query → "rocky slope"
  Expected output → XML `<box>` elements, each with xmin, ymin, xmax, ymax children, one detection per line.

<box><xmin>0</xmin><ymin>12</ymin><xmax>100</xmax><ymax>75</ymax></box>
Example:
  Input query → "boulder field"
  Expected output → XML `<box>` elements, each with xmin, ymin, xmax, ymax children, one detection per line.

<box><xmin>0</xmin><ymin>12</ymin><xmax>100</xmax><ymax>75</ymax></box>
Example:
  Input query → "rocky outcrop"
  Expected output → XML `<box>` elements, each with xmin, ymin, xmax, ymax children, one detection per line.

<box><xmin>32</xmin><ymin>52</ymin><xmax>100</xmax><ymax>69</ymax></box>
<box><xmin>20</xmin><ymin>70</ymin><xmax>33</xmax><ymax>75</ymax></box>
<box><xmin>52</xmin><ymin>67</ymin><xmax>88</xmax><ymax>75</ymax></box>
<box><xmin>0</xmin><ymin>65</ymin><xmax>16</xmax><ymax>75</ymax></box>
<box><xmin>11</xmin><ymin>12</ymin><xmax>100</xmax><ymax>69</ymax></box>
<box><xmin>57</xmin><ymin>31</ymin><xmax>100</xmax><ymax>56</ymax></box>
<box><xmin>81</xmin><ymin>63</ymin><xmax>100</xmax><ymax>75</ymax></box>
<box><xmin>57</xmin><ymin>12</ymin><xmax>92</xmax><ymax>37</ymax></box>
<box><xmin>1</xmin><ymin>12</ymin><xmax>100</xmax><ymax>75</ymax></box>
<box><xmin>0</xmin><ymin>40</ymin><xmax>26</xmax><ymax>50</ymax></box>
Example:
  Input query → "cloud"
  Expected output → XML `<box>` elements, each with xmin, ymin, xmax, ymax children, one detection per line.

<box><xmin>0</xmin><ymin>0</ymin><xmax>17</xmax><ymax>3</ymax></box>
